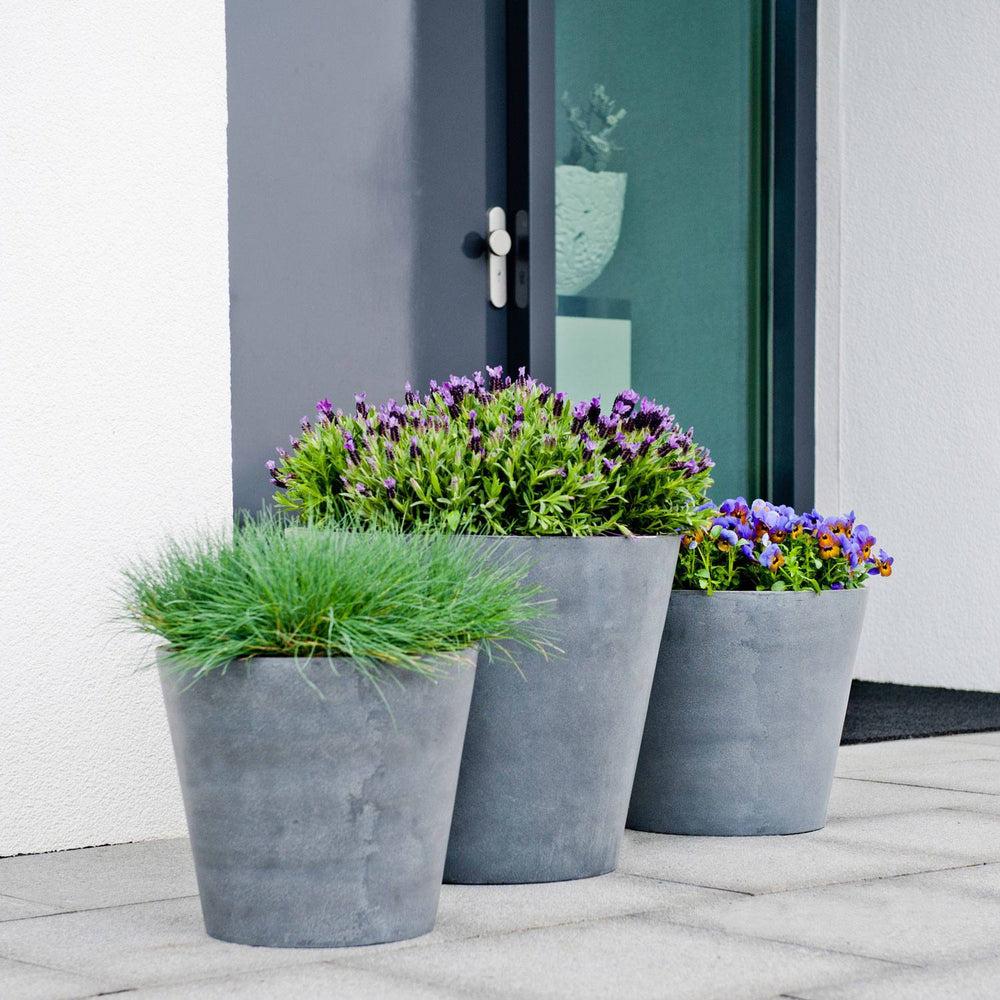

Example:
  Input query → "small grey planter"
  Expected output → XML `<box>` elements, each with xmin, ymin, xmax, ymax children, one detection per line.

<box><xmin>444</xmin><ymin>535</ymin><xmax>679</xmax><ymax>884</ymax></box>
<box><xmin>159</xmin><ymin>650</ymin><xmax>476</xmax><ymax>947</ymax></box>
<box><xmin>628</xmin><ymin>589</ymin><xmax>868</xmax><ymax>836</ymax></box>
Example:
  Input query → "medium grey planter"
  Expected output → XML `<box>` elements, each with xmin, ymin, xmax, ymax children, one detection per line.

<box><xmin>628</xmin><ymin>589</ymin><xmax>868</xmax><ymax>836</ymax></box>
<box><xmin>444</xmin><ymin>535</ymin><xmax>679</xmax><ymax>884</ymax></box>
<box><xmin>159</xmin><ymin>649</ymin><xmax>476</xmax><ymax>947</ymax></box>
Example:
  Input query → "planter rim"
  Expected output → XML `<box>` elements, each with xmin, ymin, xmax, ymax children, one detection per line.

<box><xmin>670</xmin><ymin>587</ymin><xmax>868</xmax><ymax>599</ymax></box>
<box><xmin>156</xmin><ymin>648</ymin><xmax>478</xmax><ymax>670</ymax></box>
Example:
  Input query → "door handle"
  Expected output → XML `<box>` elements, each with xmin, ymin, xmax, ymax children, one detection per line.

<box><xmin>487</xmin><ymin>206</ymin><xmax>511</xmax><ymax>308</ymax></box>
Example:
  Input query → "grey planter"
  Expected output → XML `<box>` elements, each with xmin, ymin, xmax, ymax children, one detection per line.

<box><xmin>159</xmin><ymin>649</ymin><xmax>476</xmax><ymax>947</ymax></box>
<box><xmin>444</xmin><ymin>535</ymin><xmax>679</xmax><ymax>884</ymax></box>
<box><xmin>628</xmin><ymin>588</ymin><xmax>868</xmax><ymax>836</ymax></box>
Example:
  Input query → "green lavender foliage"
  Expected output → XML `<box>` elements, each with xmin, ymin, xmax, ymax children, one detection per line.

<box><xmin>120</xmin><ymin>513</ymin><xmax>551</xmax><ymax>681</ymax></box>
<box><xmin>271</xmin><ymin>369</ymin><xmax>713</xmax><ymax>536</ymax></box>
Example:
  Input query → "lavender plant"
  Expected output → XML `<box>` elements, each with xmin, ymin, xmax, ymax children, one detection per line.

<box><xmin>269</xmin><ymin>367</ymin><xmax>713</xmax><ymax>536</ymax></box>
<box><xmin>562</xmin><ymin>84</ymin><xmax>627</xmax><ymax>171</ymax></box>
<box><xmin>675</xmin><ymin>498</ymin><xmax>894</xmax><ymax>593</ymax></box>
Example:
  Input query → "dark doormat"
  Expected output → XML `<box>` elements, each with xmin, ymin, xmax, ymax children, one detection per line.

<box><xmin>841</xmin><ymin>680</ymin><xmax>1000</xmax><ymax>744</ymax></box>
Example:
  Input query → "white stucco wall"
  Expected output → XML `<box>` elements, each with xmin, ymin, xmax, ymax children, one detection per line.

<box><xmin>0</xmin><ymin>3</ymin><xmax>231</xmax><ymax>855</ymax></box>
<box><xmin>817</xmin><ymin>0</ymin><xmax>1000</xmax><ymax>690</ymax></box>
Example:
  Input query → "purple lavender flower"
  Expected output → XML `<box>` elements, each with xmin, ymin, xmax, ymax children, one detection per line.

<box><xmin>602</xmin><ymin>457</ymin><xmax>618</xmax><ymax>473</ymax></box>
<box><xmin>470</xmin><ymin>426</ymin><xmax>485</xmax><ymax>455</ymax></box>
<box><xmin>511</xmin><ymin>419</ymin><xmax>524</xmax><ymax>438</ymax></box>
<box><xmin>315</xmin><ymin>398</ymin><xmax>334</xmax><ymax>421</ymax></box>
<box><xmin>515</xmin><ymin>404</ymin><xmax>525</xmax><ymax>420</ymax></box>
<box><xmin>543</xmin><ymin>433</ymin><xmax>557</xmax><ymax>447</ymax></box>
<box><xmin>355</xmin><ymin>482</ymin><xmax>368</xmax><ymax>496</ymax></box>
<box><xmin>276</xmin><ymin>446</ymin><xmax>290</xmax><ymax>461</ymax></box>
<box><xmin>552</xmin><ymin>392</ymin><xmax>567</xmax><ymax>418</ymax></box>
<box><xmin>486</xmin><ymin>364</ymin><xmax>503</xmax><ymax>392</ymax></box>
<box><xmin>383</xmin><ymin>477</ymin><xmax>397</xmax><ymax>499</ymax></box>
<box><xmin>553</xmin><ymin>467</ymin><xmax>567</xmax><ymax>478</ymax></box>
<box><xmin>587</xmin><ymin>397</ymin><xmax>602</xmax><ymax>424</ymax></box>
<box><xmin>300</xmin><ymin>416</ymin><xmax>312</xmax><ymax>434</ymax></box>
<box><xmin>342</xmin><ymin>430</ymin><xmax>358</xmax><ymax>464</ymax></box>
<box><xmin>467</xmin><ymin>409</ymin><xmax>477</xmax><ymax>429</ymax></box>
<box><xmin>289</xmin><ymin>435</ymin><xmax>300</xmax><ymax>451</ymax></box>
<box><xmin>404</xmin><ymin>381</ymin><xmax>417</xmax><ymax>406</ymax></box>
<box><xmin>571</xmin><ymin>400</ymin><xmax>590</xmax><ymax>434</ymax></box>
<box><xmin>354</xmin><ymin>392</ymin><xmax>366</xmax><ymax>415</ymax></box>
<box><xmin>409</xmin><ymin>435</ymin><xmax>420</xmax><ymax>459</ymax></box>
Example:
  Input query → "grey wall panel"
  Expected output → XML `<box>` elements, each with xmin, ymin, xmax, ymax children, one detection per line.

<box><xmin>228</xmin><ymin>0</ymin><xmax>496</xmax><ymax>512</ymax></box>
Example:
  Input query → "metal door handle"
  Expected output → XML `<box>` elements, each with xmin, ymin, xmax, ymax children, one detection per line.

<box><xmin>487</xmin><ymin>206</ymin><xmax>510</xmax><ymax>308</ymax></box>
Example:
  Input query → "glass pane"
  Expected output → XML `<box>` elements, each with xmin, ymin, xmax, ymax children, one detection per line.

<box><xmin>555</xmin><ymin>0</ymin><xmax>764</xmax><ymax>501</ymax></box>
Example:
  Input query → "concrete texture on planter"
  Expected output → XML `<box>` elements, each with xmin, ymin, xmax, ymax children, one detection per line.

<box><xmin>629</xmin><ymin>589</ymin><xmax>868</xmax><ymax>836</ymax></box>
<box><xmin>159</xmin><ymin>650</ymin><xmax>477</xmax><ymax>947</ymax></box>
<box><xmin>445</xmin><ymin>535</ymin><xmax>679</xmax><ymax>883</ymax></box>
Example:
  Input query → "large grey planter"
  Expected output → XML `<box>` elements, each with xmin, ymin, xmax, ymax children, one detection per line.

<box><xmin>444</xmin><ymin>535</ymin><xmax>679</xmax><ymax>884</ymax></box>
<box><xmin>628</xmin><ymin>589</ymin><xmax>868</xmax><ymax>836</ymax></box>
<box><xmin>159</xmin><ymin>650</ymin><xmax>476</xmax><ymax>947</ymax></box>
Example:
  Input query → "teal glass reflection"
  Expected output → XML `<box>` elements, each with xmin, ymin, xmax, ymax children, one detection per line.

<box><xmin>555</xmin><ymin>0</ymin><xmax>764</xmax><ymax>502</ymax></box>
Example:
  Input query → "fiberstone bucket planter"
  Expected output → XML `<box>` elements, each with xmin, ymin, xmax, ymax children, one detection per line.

<box><xmin>160</xmin><ymin>649</ymin><xmax>476</xmax><ymax>947</ymax></box>
<box><xmin>628</xmin><ymin>589</ymin><xmax>868</xmax><ymax>836</ymax></box>
<box><xmin>444</xmin><ymin>534</ymin><xmax>679</xmax><ymax>884</ymax></box>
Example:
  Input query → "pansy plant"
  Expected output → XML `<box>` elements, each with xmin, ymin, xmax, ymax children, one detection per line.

<box><xmin>675</xmin><ymin>497</ymin><xmax>894</xmax><ymax>593</ymax></box>
<box><xmin>270</xmin><ymin>367</ymin><xmax>713</xmax><ymax>536</ymax></box>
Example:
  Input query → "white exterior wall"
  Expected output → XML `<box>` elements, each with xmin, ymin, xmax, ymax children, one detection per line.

<box><xmin>817</xmin><ymin>0</ymin><xmax>1000</xmax><ymax>690</ymax></box>
<box><xmin>0</xmin><ymin>3</ymin><xmax>231</xmax><ymax>855</ymax></box>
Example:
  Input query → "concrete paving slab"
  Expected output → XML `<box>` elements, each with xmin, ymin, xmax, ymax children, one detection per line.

<box><xmin>789</xmin><ymin>954</ymin><xmax>1000</xmax><ymax>999</ymax></box>
<box><xmin>821</xmin><ymin>808</ymin><xmax>1000</xmax><ymax>862</ymax></box>
<box><xmin>0</xmin><ymin>896</ymin><xmax>59</xmax><ymax>923</ymax></box>
<box><xmin>0</xmin><ymin>896</ymin><xmax>348</xmax><ymax>994</ymax></box>
<box><xmin>617</xmin><ymin>828</ymin><xmax>964</xmax><ymax>895</ymax></box>
<box><xmin>431</xmin><ymin>872</ymin><xmax>735</xmax><ymax>941</ymax></box>
<box><xmin>835</xmin><ymin>738</ymin><xmax>1000</xmax><ymax>777</ymax></box>
<box><xmin>827</xmin><ymin>777</ymin><xmax>1000</xmax><ymax>820</ymax></box>
<box><xmin>338</xmin><ymin>911</ymin><xmax>896</xmax><ymax>1000</ymax></box>
<box><xmin>0</xmin><ymin>837</ymin><xmax>196</xmax><ymax>912</ymax></box>
<box><xmin>662</xmin><ymin>863</ymin><xmax>1000</xmax><ymax>965</ymax></box>
<box><xmin>120</xmin><ymin>962</ymin><xmax>473</xmax><ymax>999</ymax></box>
<box><xmin>0</xmin><ymin>955</ymin><xmax>100</xmax><ymax>1000</ymax></box>
<box><xmin>846</xmin><ymin>759</ymin><xmax>1000</xmax><ymax>795</ymax></box>
<box><xmin>939</xmin><ymin>731</ymin><xmax>1000</xmax><ymax>746</ymax></box>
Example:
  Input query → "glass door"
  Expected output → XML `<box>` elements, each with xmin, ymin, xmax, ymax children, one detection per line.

<box><xmin>550</xmin><ymin>0</ymin><xmax>767</xmax><ymax>501</ymax></box>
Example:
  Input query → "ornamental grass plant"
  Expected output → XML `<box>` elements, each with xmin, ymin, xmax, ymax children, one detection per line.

<box><xmin>269</xmin><ymin>366</ymin><xmax>713</xmax><ymax>536</ymax></box>
<box><xmin>120</xmin><ymin>513</ymin><xmax>550</xmax><ymax>683</ymax></box>
<box><xmin>675</xmin><ymin>497</ymin><xmax>894</xmax><ymax>593</ymax></box>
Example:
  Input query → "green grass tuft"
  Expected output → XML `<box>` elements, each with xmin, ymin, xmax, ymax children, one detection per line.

<box><xmin>119</xmin><ymin>513</ymin><xmax>552</xmax><ymax>683</ymax></box>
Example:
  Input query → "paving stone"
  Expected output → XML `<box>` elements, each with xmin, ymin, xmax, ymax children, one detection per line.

<box><xmin>835</xmin><ymin>738</ymin><xmax>1000</xmax><ymax>777</ymax></box>
<box><xmin>661</xmin><ymin>862</ymin><xmax>1000</xmax><ymax>965</ymax></box>
<box><xmin>0</xmin><ymin>897</ymin><xmax>349</xmax><ymax>994</ymax></box>
<box><xmin>431</xmin><ymin>872</ymin><xmax>734</xmax><ymax>941</ymax></box>
<box><xmin>338</xmin><ymin>911</ymin><xmax>896</xmax><ymax>1000</ymax></box>
<box><xmin>846</xmin><ymin>759</ymin><xmax>1000</xmax><ymax>796</ymax></box>
<box><xmin>827</xmin><ymin>777</ymin><xmax>1000</xmax><ymax>820</ymax></box>
<box><xmin>617</xmin><ymin>827</ymin><xmax>963</xmax><ymax>895</ymax></box>
<box><xmin>0</xmin><ymin>896</ymin><xmax>59</xmax><ymax>923</ymax></box>
<box><xmin>121</xmin><ymin>962</ymin><xmax>472</xmax><ymax>999</ymax></box>
<box><xmin>789</xmin><ymin>954</ymin><xmax>1000</xmax><ymax>999</ymax></box>
<box><xmin>0</xmin><ymin>838</ymin><xmax>196</xmax><ymax>912</ymax></box>
<box><xmin>0</xmin><ymin>955</ymin><xmax>100</xmax><ymax>1000</ymax></box>
<box><xmin>939</xmin><ymin>731</ymin><xmax>1000</xmax><ymax>747</ymax></box>
<box><xmin>821</xmin><ymin>808</ymin><xmax>1000</xmax><ymax>862</ymax></box>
